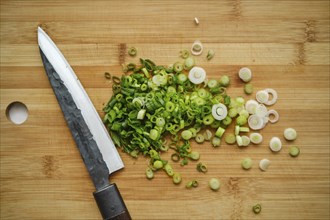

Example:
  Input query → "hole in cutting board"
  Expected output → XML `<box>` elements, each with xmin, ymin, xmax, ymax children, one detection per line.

<box><xmin>6</xmin><ymin>101</ymin><xmax>29</xmax><ymax>125</ymax></box>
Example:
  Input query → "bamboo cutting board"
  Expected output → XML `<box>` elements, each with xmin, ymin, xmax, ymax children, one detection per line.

<box><xmin>1</xmin><ymin>0</ymin><xmax>329</xmax><ymax>219</ymax></box>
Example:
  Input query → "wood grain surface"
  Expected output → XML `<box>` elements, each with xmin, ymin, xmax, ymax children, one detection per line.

<box><xmin>1</xmin><ymin>0</ymin><xmax>329</xmax><ymax>219</ymax></box>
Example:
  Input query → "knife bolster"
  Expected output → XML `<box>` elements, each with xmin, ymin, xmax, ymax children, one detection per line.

<box><xmin>93</xmin><ymin>183</ymin><xmax>131</xmax><ymax>220</ymax></box>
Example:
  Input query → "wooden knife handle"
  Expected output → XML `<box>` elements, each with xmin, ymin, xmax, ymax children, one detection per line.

<box><xmin>93</xmin><ymin>183</ymin><xmax>131</xmax><ymax>220</ymax></box>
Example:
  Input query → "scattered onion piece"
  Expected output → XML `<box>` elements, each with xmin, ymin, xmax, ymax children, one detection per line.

<box><xmin>269</xmin><ymin>137</ymin><xmax>282</xmax><ymax>152</ymax></box>
<box><xmin>241</xmin><ymin>136</ymin><xmax>250</xmax><ymax>146</ymax></box>
<box><xmin>255</xmin><ymin>104</ymin><xmax>268</xmax><ymax>118</ymax></box>
<box><xmin>238</xmin><ymin>67</ymin><xmax>252</xmax><ymax>82</ymax></box>
<box><xmin>191</xmin><ymin>40</ymin><xmax>203</xmax><ymax>56</ymax></box>
<box><xmin>245</xmin><ymin>100</ymin><xmax>259</xmax><ymax>114</ymax></box>
<box><xmin>188</xmin><ymin>67</ymin><xmax>206</xmax><ymax>84</ymax></box>
<box><xmin>256</xmin><ymin>90</ymin><xmax>269</xmax><ymax>104</ymax></box>
<box><xmin>248</xmin><ymin>115</ymin><xmax>264</xmax><ymax>130</ymax></box>
<box><xmin>284</xmin><ymin>128</ymin><xmax>297</xmax><ymax>141</ymax></box>
<box><xmin>259</xmin><ymin>159</ymin><xmax>270</xmax><ymax>171</ymax></box>
<box><xmin>212</xmin><ymin>103</ymin><xmax>228</xmax><ymax>121</ymax></box>
<box><xmin>250</xmin><ymin>133</ymin><xmax>263</xmax><ymax>144</ymax></box>
<box><xmin>267</xmin><ymin>109</ymin><xmax>279</xmax><ymax>123</ymax></box>
<box><xmin>264</xmin><ymin>88</ymin><xmax>278</xmax><ymax>105</ymax></box>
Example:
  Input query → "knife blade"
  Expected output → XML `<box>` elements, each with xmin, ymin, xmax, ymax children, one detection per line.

<box><xmin>38</xmin><ymin>27</ymin><xmax>131</xmax><ymax>220</ymax></box>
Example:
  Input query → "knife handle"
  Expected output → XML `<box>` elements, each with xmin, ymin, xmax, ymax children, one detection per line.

<box><xmin>93</xmin><ymin>183</ymin><xmax>131</xmax><ymax>220</ymax></box>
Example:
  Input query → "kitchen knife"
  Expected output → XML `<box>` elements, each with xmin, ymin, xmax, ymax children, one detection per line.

<box><xmin>38</xmin><ymin>27</ymin><xmax>131</xmax><ymax>220</ymax></box>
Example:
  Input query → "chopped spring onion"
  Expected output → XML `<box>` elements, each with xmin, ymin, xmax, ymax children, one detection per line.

<box><xmin>184</xmin><ymin>57</ymin><xmax>195</xmax><ymax>70</ymax></box>
<box><xmin>228</xmin><ymin>108</ymin><xmax>238</xmax><ymax>118</ymax></box>
<box><xmin>238</xmin><ymin>67</ymin><xmax>252</xmax><ymax>82</ymax></box>
<box><xmin>172</xmin><ymin>173</ymin><xmax>182</xmax><ymax>184</ymax></box>
<box><xmin>203</xmin><ymin>129</ymin><xmax>213</xmax><ymax>140</ymax></box>
<box><xmin>253</xmin><ymin>204</ymin><xmax>262</xmax><ymax>214</ymax></box>
<box><xmin>188</xmin><ymin>66</ymin><xmax>206</xmax><ymax>84</ymax></box>
<box><xmin>206</xmin><ymin>50</ymin><xmax>215</xmax><ymax>60</ymax></box>
<box><xmin>259</xmin><ymin>159</ymin><xmax>270</xmax><ymax>171</ymax></box>
<box><xmin>245</xmin><ymin>100</ymin><xmax>259</xmax><ymax>115</ymax></box>
<box><xmin>222</xmin><ymin>116</ymin><xmax>232</xmax><ymax>126</ymax></box>
<box><xmin>188</xmin><ymin>151</ymin><xmax>200</xmax><ymax>160</ymax></box>
<box><xmin>212</xmin><ymin>103</ymin><xmax>228</xmax><ymax>120</ymax></box>
<box><xmin>149</xmin><ymin>129</ymin><xmax>160</xmax><ymax>140</ymax></box>
<box><xmin>194</xmin><ymin>17</ymin><xmax>199</xmax><ymax>25</ymax></box>
<box><xmin>212</xmin><ymin>137</ymin><xmax>221</xmax><ymax>147</ymax></box>
<box><xmin>215</xmin><ymin>127</ymin><xmax>225</xmax><ymax>138</ymax></box>
<box><xmin>181</xmin><ymin>130</ymin><xmax>193</xmax><ymax>140</ymax></box>
<box><xmin>173</xmin><ymin>62</ymin><xmax>184</xmax><ymax>73</ymax></box>
<box><xmin>203</xmin><ymin>114</ymin><xmax>215</xmax><ymax>125</ymax></box>
<box><xmin>236</xmin><ymin>135</ymin><xmax>243</xmax><ymax>146</ymax></box>
<box><xmin>164</xmin><ymin>163</ymin><xmax>174</xmax><ymax>176</ymax></box>
<box><xmin>153</xmin><ymin>160</ymin><xmax>163</xmax><ymax>169</ymax></box>
<box><xmin>171</xmin><ymin>153</ymin><xmax>180</xmax><ymax>162</ymax></box>
<box><xmin>197</xmin><ymin>162</ymin><xmax>208</xmax><ymax>173</ymax></box>
<box><xmin>128</xmin><ymin>47</ymin><xmax>137</xmax><ymax>57</ymax></box>
<box><xmin>256</xmin><ymin>90</ymin><xmax>269</xmax><ymax>104</ymax></box>
<box><xmin>264</xmin><ymin>88</ymin><xmax>278</xmax><ymax>106</ymax></box>
<box><xmin>180</xmin><ymin>49</ymin><xmax>190</xmax><ymax>59</ymax></box>
<box><xmin>250</xmin><ymin>133</ymin><xmax>263</xmax><ymax>144</ymax></box>
<box><xmin>244</xmin><ymin>83</ymin><xmax>253</xmax><ymax>94</ymax></box>
<box><xmin>195</xmin><ymin>133</ymin><xmax>205</xmax><ymax>143</ymax></box>
<box><xmin>255</xmin><ymin>104</ymin><xmax>268</xmax><ymax>118</ymax></box>
<box><xmin>137</xmin><ymin>109</ymin><xmax>146</xmax><ymax>120</ymax></box>
<box><xmin>289</xmin><ymin>146</ymin><xmax>300</xmax><ymax>157</ymax></box>
<box><xmin>241</xmin><ymin>135</ymin><xmax>251</xmax><ymax>146</ymax></box>
<box><xmin>225</xmin><ymin>133</ymin><xmax>236</xmax><ymax>144</ymax></box>
<box><xmin>186</xmin><ymin>180</ymin><xmax>199</xmax><ymax>188</ymax></box>
<box><xmin>235</xmin><ymin>125</ymin><xmax>240</xmax><ymax>135</ymax></box>
<box><xmin>241</xmin><ymin>158</ymin><xmax>252</xmax><ymax>170</ymax></box>
<box><xmin>191</xmin><ymin>40</ymin><xmax>203</xmax><ymax>56</ymax></box>
<box><xmin>219</xmin><ymin>75</ymin><xmax>230</xmax><ymax>87</ymax></box>
<box><xmin>209</xmin><ymin>178</ymin><xmax>221</xmax><ymax>191</ymax></box>
<box><xmin>267</xmin><ymin>109</ymin><xmax>279</xmax><ymax>123</ymax></box>
<box><xmin>104</xmin><ymin>72</ymin><xmax>111</xmax><ymax>80</ymax></box>
<box><xmin>239</xmin><ymin>109</ymin><xmax>249</xmax><ymax>119</ymax></box>
<box><xmin>284</xmin><ymin>128</ymin><xmax>297</xmax><ymax>141</ymax></box>
<box><xmin>207</xmin><ymin>79</ymin><xmax>218</xmax><ymax>88</ymax></box>
<box><xmin>236</xmin><ymin>115</ymin><xmax>247</xmax><ymax>126</ymax></box>
<box><xmin>248</xmin><ymin>115</ymin><xmax>264</xmax><ymax>130</ymax></box>
<box><xmin>269</xmin><ymin>137</ymin><xmax>282</xmax><ymax>152</ymax></box>
<box><xmin>146</xmin><ymin>167</ymin><xmax>154</xmax><ymax>179</ymax></box>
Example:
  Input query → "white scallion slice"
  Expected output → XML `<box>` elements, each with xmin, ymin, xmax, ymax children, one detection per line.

<box><xmin>238</xmin><ymin>67</ymin><xmax>252</xmax><ymax>82</ymax></box>
<box><xmin>137</xmin><ymin>109</ymin><xmax>146</xmax><ymax>120</ymax></box>
<box><xmin>264</xmin><ymin>88</ymin><xmax>278</xmax><ymax>106</ymax></box>
<box><xmin>262</xmin><ymin>116</ymin><xmax>269</xmax><ymax>128</ymax></box>
<box><xmin>248</xmin><ymin>115</ymin><xmax>264</xmax><ymax>130</ymax></box>
<box><xmin>194</xmin><ymin>17</ymin><xmax>199</xmax><ymax>25</ymax></box>
<box><xmin>250</xmin><ymin>133</ymin><xmax>263</xmax><ymax>144</ymax></box>
<box><xmin>269</xmin><ymin>137</ymin><xmax>282</xmax><ymax>152</ymax></box>
<box><xmin>255</xmin><ymin>104</ymin><xmax>268</xmax><ymax>118</ymax></box>
<box><xmin>212</xmin><ymin>103</ymin><xmax>228</xmax><ymax>121</ymax></box>
<box><xmin>284</xmin><ymin>128</ymin><xmax>297</xmax><ymax>141</ymax></box>
<box><xmin>241</xmin><ymin>136</ymin><xmax>250</xmax><ymax>146</ymax></box>
<box><xmin>245</xmin><ymin>100</ymin><xmax>259</xmax><ymax>114</ymax></box>
<box><xmin>236</xmin><ymin>135</ymin><xmax>243</xmax><ymax>146</ymax></box>
<box><xmin>188</xmin><ymin>67</ymin><xmax>206</xmax><ymax>84</ymax></box>
<box><xmin>259</xmin><ymin>159</ymin><xmax>270</xmax><ymax>171</ymax></box>
<box><xmin>256</xmin><ymin>90</ymin><xmax>269</xmax><ymax>104</ymax></box>
<box><xmin>267</xmin><ymin>109</ymin><xmax>279</xmax><ymax>123</ymax></box>
<box><xmin>191</xmin><ymin>40</ymin><xmax>203</xmax><ymax>56</ymax></box>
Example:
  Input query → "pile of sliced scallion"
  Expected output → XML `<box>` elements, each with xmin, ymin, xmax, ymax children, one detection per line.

<box><xmin>103</xmin><ymin>48</ymin><xmax>299</xmax><ymax>188</ymax></box>
<box><xmin>103</xmin><ymin>54</ymin><xmax>234</xmax><ymax>183</ymax></box>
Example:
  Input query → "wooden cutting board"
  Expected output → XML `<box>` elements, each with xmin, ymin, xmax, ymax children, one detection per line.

<box><xmin>1</xmin><ymin>0</ymin><xmax>329</xmax><ymax>219</ymax></box>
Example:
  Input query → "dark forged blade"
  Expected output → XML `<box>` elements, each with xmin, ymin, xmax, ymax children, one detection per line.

<box><xmin>39</xmin><ymin>49</ymin><xmax>109</xmax><ymax>190</ymax></box>
<box><xmin>38</xmin><ymin>27</ymin><xmax>131</xmax><ymax>219</ymax></box>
